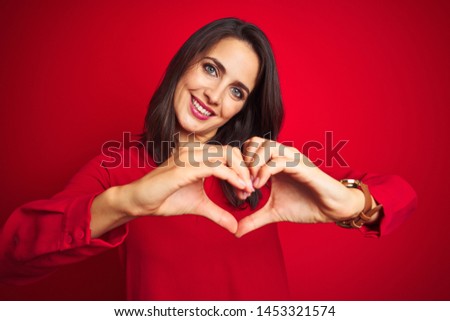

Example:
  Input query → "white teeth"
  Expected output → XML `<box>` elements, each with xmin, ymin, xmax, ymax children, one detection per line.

<box><xmin>192</xmin><ymin>97</ymin><xmax>212</xmax><ymax>117</ymax></box>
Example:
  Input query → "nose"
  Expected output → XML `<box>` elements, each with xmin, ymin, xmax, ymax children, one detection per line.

<box><xmin>204</xmin><ymin>85</ymin><xmax>223</xmax><ymax>106</ymax></box>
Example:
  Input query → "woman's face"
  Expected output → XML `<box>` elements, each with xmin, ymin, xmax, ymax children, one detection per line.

<box><xmin>173</xmin><ymin>37</ymin><xmax>259</xmax><ymax>142</ymax></box>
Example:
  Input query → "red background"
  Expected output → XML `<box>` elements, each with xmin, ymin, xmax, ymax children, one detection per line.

<box><xmin>1</xmin><ymin>0</ymin><xmax>449</xmax><ymax>300</ymax></box>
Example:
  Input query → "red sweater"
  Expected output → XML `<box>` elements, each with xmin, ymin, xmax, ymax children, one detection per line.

<box><xmin>0</xmin><ymin>147</ymin><xmax>417</xmax><ymax>300</ymax></box>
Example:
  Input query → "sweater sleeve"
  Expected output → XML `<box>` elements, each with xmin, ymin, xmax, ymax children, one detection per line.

<box><xmin>0</xmin><ymin>154</ymin><xmax>128</xmax><ymax>285</ymax></box>
<box><xmin>324</xmin><ymin>166</ymin><xmax>418</xmax><ymax>238</ymax></box>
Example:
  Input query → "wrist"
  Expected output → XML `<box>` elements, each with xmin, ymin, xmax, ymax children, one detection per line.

<box><xmin>348</xmin><ymin>187</ymin><xmax>366</xmax><ymax>217</ymax></box>
<box><xmin>109</xmin><ymin>184</ymin><xmax>144</xmax><ymax>218</ymax></box>
<box><xmin>90</xmin><ymin>186</ymin><xmax>136</xmax><ymax>238</ymax></box>
<box><xmin>344</xmin><ymin>189</ymin><xmax>380</xmax><ymax>223</ymax></box>
<box><xmin>336</xmin><ymin>179</ymin><xmax>383</xmax><ymax>229</ymax></box>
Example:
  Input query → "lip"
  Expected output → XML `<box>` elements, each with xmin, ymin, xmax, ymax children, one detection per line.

<box><xmin>189</xmin><ymin>95</ymin><xmax>216</xmax><ymax>120</ymax></box>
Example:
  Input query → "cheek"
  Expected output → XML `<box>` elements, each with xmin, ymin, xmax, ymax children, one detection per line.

<box><xmin>174</xmin><ymin>80</ymin><xmax>187</xmax><ymax>105</ymax></box>
<box><xmin>175</xmin><ymin>71</ymin><xmax>200</xmax><ymax>96</ymax></box>
<box><xmin>184</xmin><ymin>68</ymin><xmax>208</xmax><ymax>88</ymax></box>
<box><xmin>222</xmin><ymin>99</ymin><xmax>245</xmax><ymax>119</ymax></box>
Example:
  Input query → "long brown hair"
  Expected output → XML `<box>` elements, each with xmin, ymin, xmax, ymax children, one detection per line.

<box><xmin>141</xmin><ymin>17</ymin><xmax>284</xmax><ymax>208</ymax></box>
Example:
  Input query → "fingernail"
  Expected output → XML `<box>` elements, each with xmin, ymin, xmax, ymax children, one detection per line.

<box><xmin>239</xmin><ymin>178</ymin><xmax>246</xmax><ymax>187</ymax></box>
<box><xmin>253</xmin><ymin>177</ymin><xmax>260</xmax><ymax>188</ymax></box>
<box><xmin>249</xmin><ymin>176</ymin><xmax>255</xmax><ymax>191</ymax></box>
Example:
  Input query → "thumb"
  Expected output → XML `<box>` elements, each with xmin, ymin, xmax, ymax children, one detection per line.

<box><xmin>235</xmin><ymin>207</ymin><xmax>277</xmax><ymax>238</ymax></box>
<box><xmin>192</xmin><ymin>198</ymin><xmax>238</xmax><ymax>234</ymax></box>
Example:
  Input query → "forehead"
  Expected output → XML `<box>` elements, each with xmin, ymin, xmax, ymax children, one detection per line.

<box><xmin>204</xmin><ymin>37</ymin><xmax>259</xmax><ymax>90</ymax></box>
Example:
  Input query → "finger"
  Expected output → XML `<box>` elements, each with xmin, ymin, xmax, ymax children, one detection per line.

<box><xmin>170</xmin><ymin>149</ymin><xmax>248</xmax><ymax>191</ymax></box>
<box><xmin>235</xmin><ymin>207</ymin><xmax>277</xmax><ymax>238</ymax></box>
<box><xmin>194</xmin><ymin>199</ymin><xmax>238</xmax><ymax>233</ymax></box>
<box><xmin>242</xmin><ymin>137</ymin><xmax>266</xmax><ymax>167</ymax></box>
<box><xmin>244</xmin><ymin>139</ymin><xmax>300</xmax><ymax>165</ymax></box>
<box><xmin>199</xmin><ymin>145</ymin><xmax>252</xmax><ymax>192</ymax></box>
<box><xmin>253</xmin><ymin>157</ymin><xmax>291</xmax><ymax>189</ymax></box>
<box><xmin>204</xmin><ymin>162</ymin><xmax>248</xmax><ymax>190</ymax></box>
<box><xmin>227</xmin><ymin>146</ymin><xmax>253</xmax><ymax>193</ymax></box>
<box><xmin>234</xmin><ymin>187</ymin><xmax>251</xmax><ymax>200</ymax></box>
<box><xmin>246</xmin><ymin>139</ymin><xmax>280</xmax><ymax>181</ymax></box>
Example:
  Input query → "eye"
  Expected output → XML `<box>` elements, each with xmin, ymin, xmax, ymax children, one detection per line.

<box><xmin>203</xmin><ymin>63</ymin><xmax>217</xmax><ymax>77</ymax></box>
<box><xmin>230</xmin><ymin>87</ymin><xmax>244</xmax><ymax>99</ymax></box>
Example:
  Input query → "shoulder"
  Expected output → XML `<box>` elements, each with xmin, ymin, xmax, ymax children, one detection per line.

<box><xmin>71</xmin><ymin>144</ymin><xmax>157</xmax><ymax>188</ymax></box>
<box><xmin>98</xmin><ymin>144</ymin><xmax>157</xmax><ymax>185</ymax></box>
<box><xmin>98</xmin><ymin>144</ymin><xmax>157</xmax><ymax>169</ymax></box>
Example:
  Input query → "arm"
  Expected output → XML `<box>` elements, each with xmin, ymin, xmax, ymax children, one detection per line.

<box><xmin>0</xmin><ymin>154</ymin><xmax>128</xmax><ymax>285</ymax></box>
<box><xmin>0</xmin><ymin>144</ymin><xmax>253</xmax><ymax>284</ymax></box>
<box><xmin>324</xmin><ymin>167</ymin><xmax>418</xmax><ymax>237</ymax></box>
<box><xmin>236</xmin><ymin>137</ymin><xmax>417</xmax><ymax>238</ymax></box>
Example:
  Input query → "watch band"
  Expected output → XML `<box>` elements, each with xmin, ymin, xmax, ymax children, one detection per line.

<box><xmin>336</xmin><ymin>179</ymin><xmax>383</xmax><ymax>228</ymax></box>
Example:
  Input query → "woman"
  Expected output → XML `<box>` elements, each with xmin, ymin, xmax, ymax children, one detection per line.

<box><xmin>0</xmin><ymin>18</ymin><xmax>417</xmax><ymax>300</ymax></box>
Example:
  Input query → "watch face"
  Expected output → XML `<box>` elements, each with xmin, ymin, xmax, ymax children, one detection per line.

<box><xmin>340</xmin><ymin>179</ymin><xmax>361</xmax><ymax>188</ymax></box>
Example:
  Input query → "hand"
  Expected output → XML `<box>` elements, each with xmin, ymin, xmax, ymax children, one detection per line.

<box><xmin>123</xmin><ymin>142</ymin><xmax>254</xmax><ymax>233</ymax></box>
<box><xmin>236</xmin><ymin>137</ymin><xmax>366</xmax><ymax>237</ymax></box>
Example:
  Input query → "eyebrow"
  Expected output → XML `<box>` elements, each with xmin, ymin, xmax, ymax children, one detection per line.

<box><xmin>204</xmin><ymin>56</ymin><xmax>251</xmax><ymax>95</ymax></box>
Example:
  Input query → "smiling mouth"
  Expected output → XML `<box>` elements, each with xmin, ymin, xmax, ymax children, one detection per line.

<box><xmin>191</xmin><ymin>96</ymin><xmax>215</xmax><ymax>117</ymax></box>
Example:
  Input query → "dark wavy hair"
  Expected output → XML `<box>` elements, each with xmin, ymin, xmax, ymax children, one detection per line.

<box><xmin>141</xmin><ymin>17</ymin><xmax>284</xmax><ymax>208</ymax></box>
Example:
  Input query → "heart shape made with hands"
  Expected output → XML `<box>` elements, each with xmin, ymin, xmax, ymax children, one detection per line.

<box><xmin>165</xmin><ymin>138</ymin><xmax>346</xmax><ymax>238</ymax></box>
<box><xmin>198</xmin><ymin>143</ymin><xmax>348</xmax><ymax>237</ymax></box>
<box><xmin>203</xmin><ymin>174</ymin><xmax>272</xmax><ymax>236</ymax></box>
<box><xmin>204</xmin><ymin>171</ymin><xmax>318</xmax><ymax>238</ymax></box>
